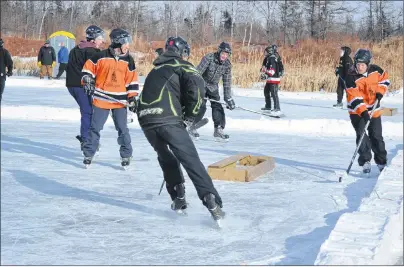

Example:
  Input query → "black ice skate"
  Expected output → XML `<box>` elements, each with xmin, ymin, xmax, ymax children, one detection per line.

<box><xmin>214</xmin><ymin>126</ymin><xmax>229</xmax><ymax>141</ymax></box>
<box><xmin>261</xmin><ymin>107</ymin><xmax>271</xmax><ymax>111</ymax></box>
<box><xmin>333</xmin><ymin>102</ymin><xmax>343</xmax><ymax>109</ymax></box>
<box><xmin>363</xmin><ymin>161</ymin><xmax>371</xmax><ymax>174</ymax></box>
<box><xmin>204</xmin><ymin>193</ymin><xmax>225</xmax><ymax>227</ymax></box>
<box><xmin>171</xmin><ymin>184</ymin><xmax>187</xmax><ymax>215</ymax></box>
<box><xmin>377</xmin><ymin>164</ymin><xmax>386</xmax><ymax>172</ymax></box>
<box><xmin>121</xmin><ymin>157</ymin><xmax>132</xmax><ymax>170</ymax></box>
<box><xmin>83</xmin><ymin>156</ymin><xmax>93</xmax><ymax>169</ymax></box>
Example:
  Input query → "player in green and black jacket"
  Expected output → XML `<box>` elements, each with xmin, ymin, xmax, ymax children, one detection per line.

<box><xmin>137</xmin><ymin>36</ymin><xmax>225</xmax><ymax>223</ymax></box>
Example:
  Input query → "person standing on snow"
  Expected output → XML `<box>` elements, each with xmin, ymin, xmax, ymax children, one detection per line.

<box><xmin>334</xmin><ymin>46</ymin><xmax>353</xmax><ymax>108</ymax></box>
<box><xmin>190</xmin><ymin>42</ymin><xmax>235</xmax><ymax>140</ymax></box>
<box><xmin>54</xmin><ymin>42</ymin><xmax>69</xmax><ymax>79</ymax></box>
<box><xmin>260</xmin><ymin>44</ymin><xmax>284</xmax><ymax>116</ymax></box>
<box><xmin>66</xmin><ymin>25</ymin><xmax>106</xmax><ymax>150</ymax></box>
<box><xmin>137</xmin><ymin>36</ymin><xmax>225</xmax><ymax>222</ymax></box>
<box><xmin>0</xmin><ymin>38</ymin><xmax>13</xmax><ymax>102</ymax></box>
<box><xmin>37</xmin><ymin>40</ymin><xmax>56</xmax><ymax>80</ymax></box>
<box><xmin>345</xmin><ymin>48</ymin><xmax>389</xmax><ymax>174</ymax></box>
<box><xmin>81</xmin><ymin>28</ymin><xmax>139</xmax><ymax>169</ymax></box>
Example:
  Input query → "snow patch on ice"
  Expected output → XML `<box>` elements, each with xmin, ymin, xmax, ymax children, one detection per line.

<box><xmin>315</xmin><ymin>150</ymin><xmax>404</xmax><ymax>265</ymax></box>
<box><xmin>233</xmin><ymin>87</ymin><xmax>404</xmax><ymax>104</ymax></box>
<box><xmin>2</xmin><ymin>105</ymin><xmax>402</xmax><ymax>138</ymax></box>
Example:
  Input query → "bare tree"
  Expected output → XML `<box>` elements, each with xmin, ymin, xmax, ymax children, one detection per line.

<box><xmin>254</xmin><ymin>0</ymin><xmax>278</xmax><ymax>43</ymax></box>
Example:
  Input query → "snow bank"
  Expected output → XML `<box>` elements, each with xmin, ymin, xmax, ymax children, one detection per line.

<box><xmin>224</xmin><ymin>117</ymin><xmax>403</xmax><ymax>137</ymax></box>
<box><xmin>2</xmin><ymin>105</ymin><xmax>403</xmax><ymax>138</ymax></box>
<box><xmin>233</xmin><ymin>87</ymin><xmax>404</xmax><ymax>104</ymax></box>
<box><xmin>315</xmin><ymin>150</ymin><xmax>404</xmax><ymax>265</ymax></box>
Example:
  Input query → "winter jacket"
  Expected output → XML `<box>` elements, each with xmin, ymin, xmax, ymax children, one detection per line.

<box><xmin>336</xmin><ymin>46</ymin><xmax>353</xmax><ymax>78</ymax></box>
<box><xmin>345</xmin><ymin>64</ymin><xmax>390</xmax><ymax>118</ymax></box>
<box><xmin>57</xmin><ymin>46</ymin><xmax>69</xmax><ymax>63</ymax></box>
<box><xmin>0</xmin><ymin>47</ymin><xmax>13</xmax><ymax>80</ymax></box>
<box><xmin>82</xmin><ymin>46</ymin><xmax>139</xmax><ymax>110</ymax></box>
<box><xmin>38</xmin><ymin>46</ymin><xmax>56</xmax><ymax>65</ymax></box>
<box><xmin>261</xmin><ymin>54</ymin><xmax>282</xmax><ymax>84</ymax></box>
<box><xmin>196</xmin><ymin>52</ymin><xmax>232</xmax><ymax>100</ymax></box>
<box><xmin>137</xmin><ymin>50</ymin><xmax>205</xmax><ymax>130</ymax></box>
<box><xmin>66</xmin><ymin>41</ymin><xmax>100</xmax><ymax>88</ymax></box>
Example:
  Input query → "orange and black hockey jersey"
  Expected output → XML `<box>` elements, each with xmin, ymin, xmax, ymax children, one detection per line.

<box><xmin>345</xmin><ymin>64</ymin><xmax>390</xmax><ymax>118</ymax></box>
<box><xmin>82</xmin><ymin>47</ymin><xmax>139</xmax><ymax>109</ymax></box>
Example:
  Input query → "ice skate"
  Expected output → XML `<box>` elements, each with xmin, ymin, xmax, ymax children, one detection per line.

<box><xmin>171</xmin><ymin>184</ymin><xmax>187</xmax><ymax>215</ymax></box>
<box><xmin>83</xmin><ymin>156</ymin><xmax>93</xmax><ymax>169</ymax></box>
<box><xmin>271</xmin><ymin>109</ymin><xmax>283</xmax><ymax>116</ymax></box>
<box><xmin>214</xmin><ymin>126</ymin><xmax>229</xmax><ymax>142</ymax></box>
<box><xmin>377</xmin><ymin>164</ymin><xmax>386</xmax><ymax>172</ymax></box>
<box><xmin>204</xmin><ymin>193</ymin><xmax>225</xmax><ymax>228</ymax></box>
<box><xmin>362</xmin><ymin>161</ymin><xmax>371</xmax><ymax>174</ymax></box>
<box><xmin>333</xmin><ymin>102</ymin><xmax>343</xmax><ymax>109</ymax></box>
<box><xmin>121</xmin><ymin>157</ymin><xmax>132</xmax><ymax>170</ymax></box>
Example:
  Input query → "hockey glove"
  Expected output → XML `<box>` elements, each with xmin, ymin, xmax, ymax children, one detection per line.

<box><xmin>37</xmin><ymin>62</ymin><xmax>42</xmax><ymax>68</ymax></box>
<box><xmin>6</xmin><ymin>71</ymin><xmax>12</xmax><ymax>77</ymax></box>
<box><xmin>260</xmin><ymin>73</ymin><xmax>268</xmax><ymax>80</ymax></box>
<box><xmin>52</xmin><ymin>61</ymin><xmax>56</xmax><ymax>68</ymax></box>
<box><xmin>82</xmin><ymin>75</ymin><xmax>95</xmax><ymax>96</ymax></box>
<box><xmin>225</xmin><ymin>98</ymin><xmax>236</xmax><ymax>110</ymax></box>
<box><xmin>128</xmin><ymin>96</ymin><xmax>138</xmax><ymax>113</ymax></box>
<box><xmin>361</xmin><ymin>110</ymin><xmax>371</xmax><ymax>123</ymax></box>
<box><xmin>375</xmin><ymin>92</ymin><xmax>383</xmax><ymax>101</ymax></box>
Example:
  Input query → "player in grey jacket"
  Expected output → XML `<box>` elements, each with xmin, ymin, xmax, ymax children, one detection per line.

<box><xmin>193</xmin><ymin>42</ymin><xmax>235</xmax><ymax>140</ymax></box>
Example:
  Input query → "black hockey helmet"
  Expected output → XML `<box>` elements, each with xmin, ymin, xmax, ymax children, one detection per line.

<box><xmin>218</xmin><ymin>42</ymin><xmax>232</xmax><ymax>55</ymax></box>
<box><xmin>354</xmin><ymin>49</ymin><xmax>372</xmax><ymax>65</ymax></box>
<box><xmin>341</xmin><ymin>46</ymin><xmax>351</xmax><ymax>55</ymax></box>
<box><xmin>265</xmin><ymin>44</ymin><xmax>276</xmax><ymax>55</ymax></box>
<box><xmin>0</xmin><ymin>38</ymin><xmax>3</xmax><ymax>48</ymax></box>
<box><xmin>85</xmin><ymin>25</ymin><xmax>105</xmax><ymax>41</ymax></box>
<box><xmin>109</xmin><ymin>28</ymin><xmax>132</xmax><ymax>48</ymax></box>
<box><xmin>165</xmin><ymin>36</ymin><xmax>190</xmax><ymax>58</ymax></box>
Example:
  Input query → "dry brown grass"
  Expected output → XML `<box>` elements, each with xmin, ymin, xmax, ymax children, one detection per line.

<box><xmin>5</xmin><ymin>34</ymin><xmax>402</xmax><ymax>91</ymax></box>
<box><xmin>132</xmin><ymin>36</ymin><xmax>403</xmax><ymax>92</ymax></box>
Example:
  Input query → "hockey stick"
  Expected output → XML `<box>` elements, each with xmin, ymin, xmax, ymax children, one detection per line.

<box><xmin>158</xmin><ymin>180</ymin><xmax>165</xmax><ymax>195</ymax></box>
<box><xmin>94</xmin><ymin>90</ymin><xmax>130</xmax><ymax>107</ymax></box>
<box><xmin>205</xmin><ymin>98</ymin><xmax>276</xmax><ymax>117</ymax></box>
<box><xmin>338</xmin><ymin>99</ymin><xmax>380</xmax><ymax>182</ymax></box>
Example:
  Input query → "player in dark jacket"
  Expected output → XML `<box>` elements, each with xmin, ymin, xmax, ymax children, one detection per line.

<box><xmin>137</xmin><ymin>36</ymin><xmax>225</xmax><ymax>223</ymax></box>
<box><xmin>260</xmin><ymin>44</ymin><xmax>284</xmax><ymax>116</ymax></box>
<box><xmin>334</xmin><ymin>46</ymin><xmax>353</xmax><ymax>108</ymax></box>
<box><xmin>65</xmin><ymin>25</ymin><xmax>105</xmax><ymax>149</ymax></box>
<box><xmin>0</xmin><ymin>38</ymin><xmax>13</xmax><ymax>101</ymax></box>
<box><xmin>192</xmin><ymin>42</ymin><xmax>235</xmax><ymax>140</ymax></box>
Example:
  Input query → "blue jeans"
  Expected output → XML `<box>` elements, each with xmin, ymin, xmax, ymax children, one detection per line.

<box><xmin>82</xmin><ymin>106</ymin><xmax>133</xmax><ymax>158</ymax></box>
<box><xmin>67</xmin><ymin>87</ymin><xmax>93</xmax><ymax>141</ymax></box>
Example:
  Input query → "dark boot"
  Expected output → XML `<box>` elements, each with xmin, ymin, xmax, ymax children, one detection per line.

<box><xmin>171</xmin><ymin>183</ymin><xmax>187</xmax><ymax>212</ymax></box>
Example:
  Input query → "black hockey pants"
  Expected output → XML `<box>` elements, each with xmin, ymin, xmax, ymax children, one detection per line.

<box><xmin>142</xmin><ymin>123</ymin><xmax>222</xmax><ymax>207</ymax></box>
<box><xmin>264</xmin><ymin>83</ymin><xmax>281</xmax><ymax>110</ymax></box>
<box><xmin>350</xmin><ymin>114</ymin><xmax>387</xmax><ymax>166</ymax></box>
